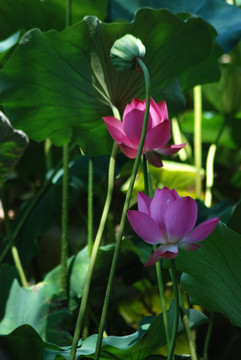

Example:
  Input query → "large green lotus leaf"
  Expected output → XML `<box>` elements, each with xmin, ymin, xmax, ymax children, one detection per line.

<box><xmin>0</xmin><ymin>0</ymin><xmax>109</xmax><ymax>41</ymax></box>
<box><xmin>0</xmin><ymin>325</ymin><xmax>61</xmax><ymax>360</ymax></box>
<box><xmin>203</xmin><ymin>62</ymin><xmax>241</xmax><ymax>115</ymax></box>
<box><xmin>0</xmin><ymin>111</ymin><xmax>28</xmax><ymax>187</ymax></box>
<box><xmin>228</xmin><ymin>200</ymin><xmax>241</xmax><ymax>235</ymax></box>
<box><xmin>110</xmin><ymin>0</ymin><xmax>241</xmax><ymax>52</ymax></box>
<box><xmin>0</xmin><ymin>265</ymin><xmax>18</xmax><ymax>321</ymax></box>
<box><xmin>0</xmin><ymin>280</ymin><xmax>70</xmax><ymax>341</ymax></box>
<box><xmin>0</xmin><ymin>9</ymin><xmax>220</xmax><ymax>154</ymax></box>
<box><xmin>13</xmin><ymin>186</ymin><xmax>55</xmax><ymax>267</ymax></box>
<box><xmin>44</xmin><ymin>306</ymin><xmax>207</xmax><ymax>359</ymax></box>
<box><xmin>174</xmin><ymin>222</ymin><xmax>241</xmax><ymax>327</ymax></box>
<box><xmin>44</xmin><ymin>244</ymin><xmax>115</xmax><ymax>300</ymax></box>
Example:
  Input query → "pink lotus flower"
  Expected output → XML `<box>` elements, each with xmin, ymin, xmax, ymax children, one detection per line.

<box><xmin>103</xmin><ymin>98</ymin><xmax>185</xmax><ymax>167</ymax></box>
<box><xmin>127</xmin><ymin>187</ymin><xmax>219</xmax><ymax>266</ymax></box>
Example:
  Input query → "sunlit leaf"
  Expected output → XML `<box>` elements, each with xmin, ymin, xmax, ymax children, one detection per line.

<box><xmin>121</xmin><ymin>161</ymin><xmax>203</xmax><ymax>203</ymax></box>
<box><xmin>0</xmin><ymin>9</ymin><xmax>220</xmax><ymax>154</ymax></box>
<box><xmin>0</xmin><ymin>280</ymin><xmax>70</xmax><ymax>342</ymax></box>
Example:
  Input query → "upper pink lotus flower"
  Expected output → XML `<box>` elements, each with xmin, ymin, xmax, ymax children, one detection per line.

<box><xmin>103</xmin><ymin>98</ymin><xmax>185</xmax><ymax>167</ymax></box>
<box><xmin>127</xmin><ymin>187</ymin><xmax>219</xmax><ymax>266</ymax></box>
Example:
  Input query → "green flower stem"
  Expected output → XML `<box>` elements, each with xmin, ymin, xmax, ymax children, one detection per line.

<box><xmin>204</xmin><ymin>144</ymin><xmax>216</xmax><ymax>207</ymax></box>
<box><xmin>1</xmin><ymin>192</ymin><xmax>28</xmax><ymax>288</ymax></box>
<box><xmin>168</xmin><ymin>259</ymin><xmax>179</xmax><ymax>360</ymax></box>
<box><xmin>60</xmin><ymin>0</ymin><xmax>72</xmax><ymax>294</ymax></box>
<box><xmin>178</xmin><ymin>288</ymin><xmax>197</xmax><ymax>360</ymax></box>
<box><xmin>203</xmin><ymin>312</ymin><xmax>215</xmax><ymax>360</ymax></box>
<box><xmin>0</xmin><ymin>147</ymin><xmax>75</xmax><ymax>265</ymax></box>
<box><xmin>204</xmin><ymin>116</ymin><xmax>226</xmax><ymax>207</ymax></box>
<box><xmin>194</xmin><ymin>85</ymin><xmax>202</xmax><ymax>199</ymax></box>
<box><xmin>155</xmin><ymin>255</ymin><xmax>171</xmax><ymax>349</ymax></box>
<box><xmin>94</xmin><ymin>58</ymin><xmax>151</xmax><ymax>360</ymax></box>
<box><xmin>142</xmin><ymin>155</ymin><xmax>153</xmax><ymax>197</ymax></box>
<box><xmin>87</xmin><ymin>156</ymin><xmax>94</xmax><ymax>255</ymax></box>
<box><xmin>61</xmin><ymin>143</ymin><xmax>69</xmax><ymax>294</ymax></box>
<box><xmin>68</xmin><ymin>138</ymin><xmax>119</xmax><ymax>360</ymax></box>
<box><xmin>142</xmin><ymin>156</ymin><xmax>171</xmax><ymax>350</ymax></box>
<box><xmin>172</xmin><ymin>116</ymin><xmax>193</xmax><ymax>163</ymax></box>
<box><xmin>44</xmin><ymin>138</ymin><xmax>53</xmax><ymax>172</ymax></box>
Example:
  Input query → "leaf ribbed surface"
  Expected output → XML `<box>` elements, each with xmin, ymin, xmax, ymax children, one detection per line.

<box><xmin>0</xmin><ymin>9</ymin><xmax>220</xmax><ymax>153</ymax></box>
<box><xmin>175</xmin><ymin>222</ymin><xmax>241</xmax><ymax>327</ymax></box>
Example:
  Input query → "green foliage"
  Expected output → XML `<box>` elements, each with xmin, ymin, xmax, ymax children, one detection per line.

<box><xmin>43</xmin><ymin>306</ymin><xmax>207</xmax><ymax>359</ymax></box>
<box><xmin>109</xmin><ymin>0</ymin><xmax>241</xmax><ymax>52</ymax></box>
<box><xmin>0</xmin><ymin>0</ymin><xmax>109</xmax><ymax>41</ymax></box>
<box><xmin>0</xmin><ymin>279</ymin><xmax>70</xmax><ymax>342</ymax></box>
<box><xmin>0</xmin><ymin>9</ymin><xmax>220</xmax><ymax>152</ymax></box>
<box><xmin>0</xmin><ymin>265</ymin><xmax>18</xmax><ymax>321</ymax></box>
<box><xmin>0</xmin><ymin>325</ymin><xmax>61</xmax><ymax>360</ymax></box>
<box><xmin>174</xmin><ymin>222</ymin><xmax>241</xmax><ymax>327</ymax></box>
<box><xmin>0</xmin><ymin>112</ymin><xmax>28</xmax><ymax>187</ymax></box>
<box><xmin>0</xmin><ymin>1</ymin><xmax>240</xmax><ymax>359</ymax></box>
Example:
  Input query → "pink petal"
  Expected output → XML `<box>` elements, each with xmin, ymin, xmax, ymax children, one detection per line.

<box><xmin>145</xmin><ymin>120</ymin><xmax>170</xmax><ymax>151</ymax></box>
<box><xmin>178</xmin><ymin>242</ymin><xmax>200</xmax><ymax>251</ymax></box>
<box><xmin>157</xmin><ymin>143</ymin><xmax>186</xmax><ymax>155</ymax></box>
<box><xmin>127</xmin><ymin>98</ymin><xmax>146</xmax><ymax>113</ymax></box>
<box><xmin>148</xmin><ymin>98</ymin><xmax>163</xmax><ymax>126</ymax></box>
<box><xmin>137</xmin><ymin>192</ymin><xmax>152</xmax><ymax>215</ymax></box>
<box><xmin>184</xmin><ymin>217</ymin><xmax>219</xmax><ymax>243</ymax></box>
<box><xmin>157</xmin><ymin>100</ymin><xmax>169</xmax><ymax>122</ymax></box>
<box><xmin>127</xmin><ymin>210</ymin><xmax>164</xmax><ymax>245</ymax></box>
<box><xmin>123</xmin><ymin>103</ymin><xmax>135</xmax><ymax>119</ymax></box>
<box><xmin>164</xmin><ymin>197</ymin><xmax>197</xmax><ymax>243</ymax></box>
<box><xmin>150</xmin><ymin>188</ymin><xmax>178</xmax><ymax>233</ymax></box>
<box><xmin>149</xmin><ymin>99</ymin><xmax>169</xmax><ymax>127</ymax></box>
<box><xmin>145</xmin><ymin>151</ymin><xmax>163</xmax><ymax>167</ymax></box>
<box><xmin>103</xmin><ymin>116</ymin><xmax>125</xmax><ymax>144</ymax></box>
<box><xmin>123</xmin><ymin>109</ymin><xmax>144</xmax><ymax>148</ymax></box>
<box><xmin>119</xmin><ymin>143</ymin><xmax>138</xmax><ymax>158</ymax></box>
<box><xmin>144</xmin><ymin>245</ymin><xmax>178</xmax><ymax>267</ymax></box>
<box><xmin>170</xmin><ymin>188</ymin><xmax>180</xmax><ymax>200</ymax></box>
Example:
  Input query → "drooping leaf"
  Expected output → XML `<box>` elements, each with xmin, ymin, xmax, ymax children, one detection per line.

<box><xmin>0</xmin><ymin>9</ymin><xmax>221</xmax><ymax>154</ymax></box>
<box><xmin>109</xmin><ymin>0</ymin><xmax>241</xmax><ymax>52</ymax></box>
<box><xmin>0</xmin><ymin>111</ymin><xmax>28</xmax><ymax>187</ymax></box>
<box><xmin>174</xmin><ymin>222</ymin><xmax>241</xmax><ymax>327</ymax></box>
<box><xmin>44</xmin><ymin>244</ymin><xmax>116</xmax><ymax>304</ymax></box>
<box><xmin>0</xmin><ymin>280</ymin><xmax>70</xmax><ymax>342</ymax></box>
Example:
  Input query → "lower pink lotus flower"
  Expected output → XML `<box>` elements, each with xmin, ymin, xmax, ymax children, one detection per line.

<box><xmin>127</xmin><ymin>187</ymin><xmax>219</xmax><ymax>266</ymax></box>
<box><xmin>103</xmin><ymin>98</ymin><xmax>185</xmax><ymax>167</ymax></box>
